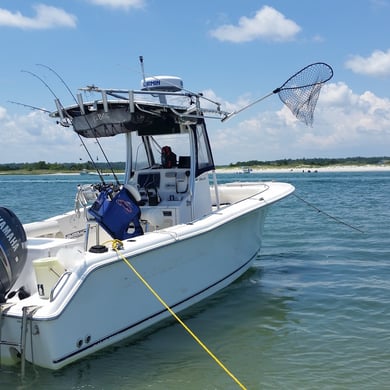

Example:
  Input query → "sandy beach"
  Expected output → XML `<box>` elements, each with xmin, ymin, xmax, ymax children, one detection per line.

<box><xmin>0</xmin><ymin>165</ymin><xmax>389</xmax><ymax>175</ymax></box>
<box><xmin>216</xmin><ymin>165</ymin><xmax>390</xmax><ymax>174</ymax></box>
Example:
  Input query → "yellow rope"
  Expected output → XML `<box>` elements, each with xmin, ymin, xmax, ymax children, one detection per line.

<box><xmin>108</xmin><ymin>239</ymin><xmax>247</xmax><ymax>390</ymax></box>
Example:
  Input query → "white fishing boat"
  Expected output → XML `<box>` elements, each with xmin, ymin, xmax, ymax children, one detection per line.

<box><xmin>80</xmin><ymin>169</ymin><xmax>112</xmax><ymax>176</ymax></box>
<box><xmin>238</xmin><ymin>167</ymin><xmax>253</xmax><ymax>174</ymax></box>
<box><xmin>0</xmin><ymin>61</ymin><xmax>332</xmax><ymax>372</ymax></box>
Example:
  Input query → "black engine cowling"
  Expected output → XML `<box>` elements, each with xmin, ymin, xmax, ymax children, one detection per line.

<box><xmin>0</xmin><ymin>207</ymin><xmax>27</xmax><ymax>299</ymax></box>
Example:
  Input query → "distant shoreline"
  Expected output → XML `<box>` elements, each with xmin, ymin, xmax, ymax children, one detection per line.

<box><xmin>216</xmin><ymin>165</ymin><xmax>390</xmax><ymax>174</ymax></box>
<box><xmin>1</xmin><ymin>165</ymin><xmax>389</xmax><ymax>175</ymax></box>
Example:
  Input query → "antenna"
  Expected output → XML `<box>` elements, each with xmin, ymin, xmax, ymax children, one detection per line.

<box><xmin>139</xmin><ymin>56</ymin><xmax>146</xmax><ymax>88</ymax></box>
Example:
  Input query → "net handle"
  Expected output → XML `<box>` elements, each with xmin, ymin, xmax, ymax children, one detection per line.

<box><xmin>221</xmin><ymin>62</ymin><xmax>333</xmax><ymax>122</ymax></box>
<box><xmin>221</xmin><ymin>91</ymin><xmax>274</xmax><ymax>122</ymax></box>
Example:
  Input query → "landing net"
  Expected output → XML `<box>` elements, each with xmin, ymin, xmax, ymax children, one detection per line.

<box><xmin>275</xmin><ymin>62</ymin><xmax>333</xmax><ymax>126</ymax></box>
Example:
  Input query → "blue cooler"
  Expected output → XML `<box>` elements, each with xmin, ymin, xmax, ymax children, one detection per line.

<box><xmin>88</xmin><ymin>187</ymin><xmax>143</xmax><ymax>240</ymax></box>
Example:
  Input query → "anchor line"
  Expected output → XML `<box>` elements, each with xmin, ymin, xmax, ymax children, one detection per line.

<box><xmin>293</xmin><ymin>193</ymin><xmax>364</xmax><ymax>233</ymax></box>
<box><xmin>108</xmin><ymin>239</ymin><xmax>247</xmax><ymax>390</ymax></box>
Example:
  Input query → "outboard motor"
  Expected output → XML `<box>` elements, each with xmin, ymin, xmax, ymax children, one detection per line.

<box><xmin>0</xmin><ymin>207</ymin><xmax>27</xmax><ymax>301</ymax></box>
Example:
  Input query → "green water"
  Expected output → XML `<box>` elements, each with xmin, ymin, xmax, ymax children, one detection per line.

<box><xmin>0</xmin><ymin>171</ymin><xmax>389</xmax><ymax>389</ymax></box>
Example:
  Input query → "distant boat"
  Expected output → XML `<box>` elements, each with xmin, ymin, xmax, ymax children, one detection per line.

<box><xmin>238</xmin><ymin>167</ymin><xmax>253</xmax><ymax>174</ymax></box>
<box><xmin>80</xmin><ymin>168</ymin><xmax>110</xmax><ymax>176</ymax></box>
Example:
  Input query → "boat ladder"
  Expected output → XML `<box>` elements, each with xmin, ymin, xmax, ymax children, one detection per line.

<box><xmin>0</xmin><ymin>304</ymin><xmax>40</xmax><ymax>376</ymax></box>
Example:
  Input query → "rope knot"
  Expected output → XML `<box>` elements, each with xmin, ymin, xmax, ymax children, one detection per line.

<box><xmin>112</xmin><ymin>239</ymin><xmax>124</xmax><ymax>250</ymax></box>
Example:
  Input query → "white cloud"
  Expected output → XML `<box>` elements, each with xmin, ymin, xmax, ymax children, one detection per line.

<box><xmin>200</xmin><ymin>88</ymin><xmax>252</xmax><ymax>115</ymax></box>
<box><xmin>280</xmin><ymin>83</ymin><xmax>390</xmax><ymax>155</ymax></box>
<box><xmin>209</xmin><ymin>6</ymin><xmax>301</xmax><ymax>43</ymax></box>
<box><xmin>0</xmin><ymin>106</ymin><xmax>7</xmax><ymax>120</ymax></box>
<box><xmin>345</xmin><ymin>49</ymin><xmax>390</xmax><ymax>77</ymax></box>
<box><xmin>0</xmin><ymin>105</ymin><xmax>131</xmax><ymax>164</ymax></box>
<box><xmin>0</xmin><ymin>4</ymin><xmax>77</xmax><ymax>29</ymax></box>
<box><xmin>1</xmin><ymin>83</ymin><xmax>390</xmax><ymax>164</ymax></box>
<box><xmin>0</xmin><ymin>108</ymin><xmax>81</xmax><ymax>163</ymax></box>
<box><xmin>208</xmin><ymin>82</ymin><xmax>390</xmax><ymax>163</ymax></box>
<box><xmin>87</xmin><ymin>0</ymin><xmax>145</xmax><ymax>10</ymax></box>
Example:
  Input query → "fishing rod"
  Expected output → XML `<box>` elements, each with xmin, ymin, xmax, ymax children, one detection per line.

<box><xmin>293</xmin><ymin>193</ymin><xmax>364</xmax><ymax>233</ymax></box>
<box><xmin>21</xmin><ymin>69</ymin><xmax>61</xmax><ymax>102</ymax></box>
<box><xmin>36</xmin><ymin>64</ymin><xmax>121</xmax><ymax>186</ymax></box>
<box><xmin>36</xmin><ymin>63</ymin><xmax>78</xmax><ymax>105</ymax></box>
<box><xmin>21</xmin><ymin>68</ymin><xmax>108</xmax><ymax>185</ymax></box>
<box><xmin>8</xmin><ymin>100</ymin><xmax>51</xmax><ymax>113</ymax></box>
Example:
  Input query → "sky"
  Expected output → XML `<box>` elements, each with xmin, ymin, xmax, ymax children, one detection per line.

<box><xmin>1</xmin><ymin>0</ymin><xmax>390</xmax><ymax>165</ymax></box>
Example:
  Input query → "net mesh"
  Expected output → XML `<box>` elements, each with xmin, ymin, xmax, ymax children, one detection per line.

<box><xmin>276</xmin><ymin>63</ymin><xmax>333</xmax><ymax>126</ymax></box>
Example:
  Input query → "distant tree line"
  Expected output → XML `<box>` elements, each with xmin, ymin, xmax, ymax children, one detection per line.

<box><xmin>1</xmin><ymin>157</ymin><xmax>389</xmax><ymax>173</ymax></box>
<box><xmin>228</xmin><ymin>156</ymin><xmax>390</xmax><ymax>168</ymax></box>
<box><xmin>0</xmin><ymin>161</ymin><xmax>126</xmax><ymax>172</ymax></box>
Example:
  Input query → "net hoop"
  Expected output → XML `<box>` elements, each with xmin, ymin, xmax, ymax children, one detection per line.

<box><xmin>276</xmin><ymin>62</ymin><xmax>333</xmax><ymax>126</ymax></box>
<box><xmin>221</xmin><ymin>62</ymin><xmax>333</xmax><ymax>125</ymax></box>
<box><xmin>274</xmin><ymin>62</ymin><xmax>333</xmax><ymax>93</ymax></box>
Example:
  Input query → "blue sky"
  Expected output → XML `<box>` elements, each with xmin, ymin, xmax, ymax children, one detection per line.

<box><xmin>1</xmin><ymin>0</ymin><xmax>390</xmax><ymax>165</ymax></box>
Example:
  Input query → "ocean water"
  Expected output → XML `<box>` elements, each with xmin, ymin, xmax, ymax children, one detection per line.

<box><xmin>0</xmin><ymin>171</ymin><xmax>389</xmax><ymax>389</ymax></box>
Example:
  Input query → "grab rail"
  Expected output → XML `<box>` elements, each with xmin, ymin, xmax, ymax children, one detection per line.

<box><xmin>50</xmin><ymin>271</ymin><xmax>72</xmax><ymax>302</ymax></box>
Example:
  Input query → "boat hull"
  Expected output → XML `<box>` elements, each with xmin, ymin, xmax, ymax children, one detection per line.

<box><xmin>0</xmin><ymin>181</ymin><xmax>294</xmax><ymax>370</ymax></box>
<box><xmin>1</xmin><ymin>205</ymin><xmax>265</xmax><ymax>369</ymax></box>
